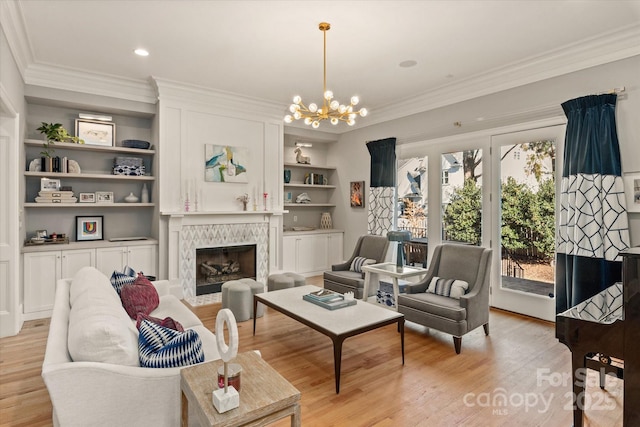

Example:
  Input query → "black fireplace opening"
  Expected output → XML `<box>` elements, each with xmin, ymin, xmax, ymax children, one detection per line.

<box><xmin>195</xmin><ymin>244</ymin><xmax>257</xmax><ymax>296</ymax></box>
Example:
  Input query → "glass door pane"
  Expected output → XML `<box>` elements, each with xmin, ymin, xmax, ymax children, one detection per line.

<box><xmin>397</xmin><ymin>156</ymin><xmax>428</xmax><ymax>266</ymax></box>
<box><xmin>441</xmin><ymin>150</ymin><xmax>483</xmax><ymax>245</ymax></box>
<box><xmin>500</xmin><ymin>141</ymin><xmax>556</xmax><ymax>297</ymax></box>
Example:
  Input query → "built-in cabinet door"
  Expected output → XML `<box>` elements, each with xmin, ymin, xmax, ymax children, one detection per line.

<box><xmin>282</xmin><ymin>236</ymin><xmax>297</xmax><ymax>272</ymax></box>
<box><xmin>96</xmin><ymin>247</ymin><xmax>128</xmax><ymax>276</ymax></box>
<box><xmin>297</xmin><ymin>234</ymin><xmax>328</xmax><ymax>274</ymax></box>
<box><xmin>96</xmin><ymin>245</ymin><xmax>157</xmax><ymax>277</ymax></box>
<box><xmin>128</xmin><ymin>245</ymin><xmax>157</xmax><ymax>276</ymax></box>
<box><xmin>23</xmin><ymin>251</ymin><xmax>61</xmax><ymax>314</ymax></box>
<box><xmin>61</xmin><ymin>249</ymin><xmax>95</xmax><ymax>279</ymax></box>
<box><xmin>326</xmin><ymin>233</ymin><xmax>344</xmax><ymax>267</ymax></box>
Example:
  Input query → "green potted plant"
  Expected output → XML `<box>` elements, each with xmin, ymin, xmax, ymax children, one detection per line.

<box><xmin>36</xmin><ymin>122</ymin><xmax>84</xmax><ymax>157</ymax></box>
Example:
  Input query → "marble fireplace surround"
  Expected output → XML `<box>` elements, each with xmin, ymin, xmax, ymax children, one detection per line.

<box><xmin>165</xmin><ymin>213</ymin><xmax>271</xmax><ymax>302</ymax></box>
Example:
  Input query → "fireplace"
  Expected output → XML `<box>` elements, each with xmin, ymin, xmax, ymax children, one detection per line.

<box><xmin>195</xmin><ymin>244</ymin><xmax>256</xmax><ymax>295</ymax></box>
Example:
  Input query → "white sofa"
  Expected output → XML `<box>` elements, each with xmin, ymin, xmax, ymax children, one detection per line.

<box><xmin>42</xmin><ymin>266</ymin><xmax>220</xmax><ymax>427</ymax></box>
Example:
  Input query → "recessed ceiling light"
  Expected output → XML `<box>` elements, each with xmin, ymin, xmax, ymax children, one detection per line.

<box><xmin>399</xmin><ymin>60</ymin><xmax>417</xmax><ymax>68</ymax></box>
<box><xmin>134</xmin><ymin>48</ymin><xmax>149</xmax><ymax>57</ymax></box>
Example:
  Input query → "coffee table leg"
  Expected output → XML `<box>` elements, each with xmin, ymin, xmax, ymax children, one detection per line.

<box><xmin>181</xmin><ymin>391</ymin><xmax>188</xmax><ymax>427</ymax></box>
<box><xmin>253</xmin><ymin>297</ymin><xmax>258</xmax><ymax>335</ymax></box>
<box><xmin>333</xmin><ymin>337</ymin><xmax>344</xmax><ymax>394</ymax></box>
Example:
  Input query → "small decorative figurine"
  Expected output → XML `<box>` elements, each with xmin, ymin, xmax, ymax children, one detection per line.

<box><xmin>294</xmin><ymin>147</ymin><xmax>310</xmax><ymax>164</ymax></box>
<box><xmin>212</xmin><ymin>309</ymin><xmax>240</xmax><ymax>413</ymax></box>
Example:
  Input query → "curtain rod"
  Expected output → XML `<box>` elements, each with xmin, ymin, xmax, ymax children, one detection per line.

<box><xmin>600</xmin><ymin>86</ymin><xmax>625</xmax><ymax>95</ymax></box>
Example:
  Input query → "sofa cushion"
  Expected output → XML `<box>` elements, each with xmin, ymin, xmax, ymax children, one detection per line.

<box><xmin>427</xmin><ymin>276</ymin><xmax>469</xmax><ymax>299</ymax></box>
<box><xmin>349</xmin><ymin>256</ymin><xmax>376</xmax><ymax>273</ymax></box>
<box><xmin>149</xmin><ymin>295</ymin><xmax>202</xmax><ymax>329</ymax></box>
<box><xmin>136</xmin><ymin>313</ymin><xmax>184</xmax><ymax>332</ymax></box>
<box><xmin>138</xmin><ymin>320</ymin><xmax>204</xmax><ymax>368</ymax></box>
<box><xmin>68</xmin><ymin>284</ymin><xmax>139</xmax><ymax>366</ymax></box>
<box><xmin>121</xmin><ymin>273</ymin><xmax>160</xmax><ymax>319</ymax></box>
<box><xmin>110</xmin><ymin>266</ymin><xmax>136</xmax><ymax>296</ymax></box>
<box><xmin>397</xmin><ymin>292</ymin><xmax>467</xmax><ymax>322</ymax></box>
<box><xmin>70</xmin><ymin>266</ymin><xmax>120</xmax><ymax>307</ymax></box>
<box><xmin>323</xmin><ymin>270</ymin><xmax>365</xmax><ymax>289</ymax></box>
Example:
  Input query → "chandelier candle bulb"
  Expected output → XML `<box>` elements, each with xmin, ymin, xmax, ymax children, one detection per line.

<box><xmin>283</xmin><ymin>22</ymin><xmax>368</xmax><ymax>128</ymax></box>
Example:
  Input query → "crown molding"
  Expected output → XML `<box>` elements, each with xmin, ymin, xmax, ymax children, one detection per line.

<box><xmin>152</xmin><ymin>77</ymin><xmax>282</xmax><ymax>121</ymax></box>
<box><xmin>366</xmin><ymin>23</ymin><xmax>640</xmax><ymax>128</ymax></box>
<box><xmin>23</xmin><ymin>63</ymin><xmax>157</xmax><ymax>104</ymax></box>
<box><xmin>0</xmin><ymin>0</ymin><xmax>33</xmax><ymax>77</ymax></box>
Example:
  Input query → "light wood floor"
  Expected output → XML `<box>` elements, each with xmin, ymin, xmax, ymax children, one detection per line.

<box><xmin>0</xmin><ymin>276</ymin><xmax>623</xmax><ymax>427</ymax></box>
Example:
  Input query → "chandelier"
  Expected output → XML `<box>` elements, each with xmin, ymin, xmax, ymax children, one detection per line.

<box><xmin>284</xmin><ymin>22</ymin><xmax>368</xmax><ymax>128</ymax></box>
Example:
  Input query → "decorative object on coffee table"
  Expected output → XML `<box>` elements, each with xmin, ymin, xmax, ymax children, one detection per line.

<box><xmin>212</xmin><ymin>309</ymin><xmax>239</xmax><ymax>413</ymax></box>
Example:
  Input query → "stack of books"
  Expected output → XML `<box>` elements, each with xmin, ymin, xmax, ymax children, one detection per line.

<box><xmin>302</xmin><ymin>289</ymin><xmax>357</xmax><ymax>310</ymax></box>
<box><xmin>35</xmin><ymin>190</ymin><xmax>77</xmax><ymax>204</ymax></box>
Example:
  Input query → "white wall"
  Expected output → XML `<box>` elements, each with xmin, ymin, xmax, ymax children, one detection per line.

<box><xmin>0</xmin><ymin>26</ymin><xmax>26</xmax><ymax>336</ymax></box>
<box><xmin>330</xmin><ymin>56</ymin><xmax>640</xmax><ymax>253</ymax></box>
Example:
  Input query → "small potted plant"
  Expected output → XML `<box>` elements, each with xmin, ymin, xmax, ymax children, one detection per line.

<box><xmin>37</xmin><ymin>122</ymin><xmax>84</xmax><ymax>157</ymax></box>
<box><xmin>236</xmin><ymin>193</ymin><xmax>250</xmax><ymax>211</ymax></box>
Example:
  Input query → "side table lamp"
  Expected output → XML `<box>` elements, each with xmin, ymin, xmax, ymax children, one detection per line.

<box><xmin>387</xmin><ymin>230</ymin><xmax>412</xmax><ymax>269</ymax></box>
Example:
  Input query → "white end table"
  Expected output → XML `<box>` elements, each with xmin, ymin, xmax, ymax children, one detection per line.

<box><xmin>361</xmin><ymin>262</ymin><xmax>428</xmax><ymax>309</ymax></box>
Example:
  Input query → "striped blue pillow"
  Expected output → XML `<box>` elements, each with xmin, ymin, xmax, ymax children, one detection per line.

<box><xmin>138</xmin><ymin>320</ymin><xmax>204</xmax><ymax>368</ymax></box>
<box><xmin>349</xmin><ymin>256</ymin><xmax>376</xmax><ymax>273</ymax></box>
<box><xmin>426</xmin><ymin>276</ymin><xmax>469</xmax><ymax>299</ymax></box>
<box><xmin>110</xmin><ymin>265</ymin><xmax>136</xmax><ymax>296</ymax></box>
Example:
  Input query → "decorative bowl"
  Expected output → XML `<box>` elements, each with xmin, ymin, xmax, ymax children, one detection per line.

<box><xmin>122</xmin><ymin>139</ymin><xmax>151</xmax><ymax>149</ymax></box>
<box><xmin>124</xmin><ymin>192</ymin><xmax>139</xmax><ymax>203</ymax></box>
<box><xmin>31</xmin><ymin>237</ymin><xmax>46</xmax><ymax>244</ymax></box>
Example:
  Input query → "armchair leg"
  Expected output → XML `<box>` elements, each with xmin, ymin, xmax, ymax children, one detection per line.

<box><xmin>483</xmin><ymin>323</ymin><xmax>489</xmax><ymax>336</ymax></box>
<box><xmin>453</xmin><ymin>336</ymin><xmax>462</xmax><ymax>354</ymax></box>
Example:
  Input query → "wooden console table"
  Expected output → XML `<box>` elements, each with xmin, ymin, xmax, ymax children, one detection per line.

<box><xmin>180</xmin><ymin>351</ymin><xmax>300</xmax><ymax>426</ymax></box>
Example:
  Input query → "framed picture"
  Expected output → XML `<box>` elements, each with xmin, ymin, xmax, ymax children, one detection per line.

<box><xmin>284</xmin><ymin>191</ymin><xmax>293</xmax><ymax>204</ymax></box>
<box><xmin>96</xmin><ymin>191</ymin><xmax>114</xmax><ymax>203</ymax></box>
<box><xmin>204</xmin><ymin>144</ymin><xmax>249</xmax><ymax>183</ymax></box>
<box><xmin>76</xmin><ymin>216</ymin><xmax>104</xmax><ymax>241</ymax></box>
<box><xmin>75</xmin><ymin>119</ymin><xmax>115</xmax><ymax>147</ymax></box>
<box><xmin>79</xmin><ymin>192</ymin><xmax>96</xmax><ymax>203</ymax></box>
<box><xmin>40</xmin><ymin>178</ymin><xmax>61</xmax><ymax>191</ymax></box>
<box><xmin>624</xmin><ymin>172</ymin><xmax>640</xmax><ymax>213</ymax></box>
<box><xmin>350</xmin><ymin>181</ymin><xmax>365</xmax><ymax>208</ymax></box>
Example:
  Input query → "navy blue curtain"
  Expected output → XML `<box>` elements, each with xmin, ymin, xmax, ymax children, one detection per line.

<box><xmin>366</xmin><ymin>138</ymin><xmax>396</xmax><ymax>187</ymax></box>
<box><xmin>555</xmin><ymin>94</ymin><xmax>630</xmax><ymax>313</ymax></box>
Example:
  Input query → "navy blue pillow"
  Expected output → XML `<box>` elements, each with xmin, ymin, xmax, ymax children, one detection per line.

<box><xmin>138</xmin><ymin>320</ymin><xmax>204</xmax><ymax>368</ymax></box>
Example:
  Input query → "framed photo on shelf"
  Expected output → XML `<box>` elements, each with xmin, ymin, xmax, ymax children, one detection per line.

<box><xmin>76</xmin><ymin>216</ymin><xmax>104</xmax><ymax>241</ymax></box>
<box><xmin>624</xmin><ymin>172</ymin><xmax>640</xmax><ymax>213</ymax></box>
<box><xmin>95</xmin><ymin>191</ymin><xmax>114</xmax><ymax>203</ymax></box>
<box><xmin>40</xmin><ymin>178</ymin><xmax>61</xmax><ymax>191</ymax></box>
<box><xmin>75</xmin><ymin>119</ymin><xmax>115</xmax><ymax>147</ymax></box>
<box><xmin>79</xmin><ymin>192</ymin><xmax>96</xmax><ymax>203</ymax></box>
<box><xmin>350</xmin><ymin>181</ymin><xmax>364</xmax><ymax>208</ymax></box>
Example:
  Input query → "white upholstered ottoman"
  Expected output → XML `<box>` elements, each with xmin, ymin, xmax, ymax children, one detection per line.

<box><xmin>221</xmin><ymin>278</ymin><xmax>264</xmax><ymax>321</ymax></box>
<box><xmin>267</xmin><ymin>272</ymin><xmax>306</xmax><ymax>291</ymax></box>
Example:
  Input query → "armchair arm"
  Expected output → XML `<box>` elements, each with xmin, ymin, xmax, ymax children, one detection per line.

<box><xmin>332</xmin><ymin>260</ymin><xmax>352</xmax><ymax>271</ymax></box>
<box><xmin>404</xmin><ymin>272</ymin><xmax>435</xmax><ymax>294</ymax></box>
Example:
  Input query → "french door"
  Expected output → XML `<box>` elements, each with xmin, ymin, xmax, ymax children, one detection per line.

<box><xmin>490</xmin><ymin>124</ymin><xmax>565</xmax><ymax>321</ymax></box>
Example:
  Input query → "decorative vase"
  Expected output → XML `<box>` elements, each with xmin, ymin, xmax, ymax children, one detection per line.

<box><xmin>141</xmin><ymin>183</ymin><xmax>150</xmax><ymax>203</ymax></box>
<box><xmin>320</xmin><ymin>212</ymin><xmax>332</xmax><ymax>229</ymax></box>
<box><xmin>284</xmin><ymin>169</ymin><xmax>291</xmax><ymax>183</ymax></box>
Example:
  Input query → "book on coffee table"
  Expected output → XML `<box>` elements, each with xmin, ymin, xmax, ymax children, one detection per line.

<box><xmin>303</xmin><ymin>291</ymin><xmax>357</xmax><ymax>310</ymax></box>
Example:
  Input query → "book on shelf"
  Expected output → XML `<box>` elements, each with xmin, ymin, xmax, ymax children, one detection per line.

<box><xmin>38</xmin><ymin>190</ymin><xmax>75</xmax><ymax>198</ymax></box>
<box><xmin>303</xmin><ymin>290</ymin><xmax>357</xmax><ymax>310</ymax></box>
<box><xmin>35</xmin><ymin>197</ymin><xmax>77</xmax><ymax>203</ymax></box>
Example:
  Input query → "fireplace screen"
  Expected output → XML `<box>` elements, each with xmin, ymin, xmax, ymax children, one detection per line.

<box><xmin>195</xmin><ymin>244</ymin><xmax>256</xmax><ymax>295</ymax></box>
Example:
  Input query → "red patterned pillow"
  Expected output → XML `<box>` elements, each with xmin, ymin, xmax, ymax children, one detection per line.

<box><xmin>136</xmin><ymin>313</ymin><xmax>184</xmax><ymax>332</ymax></box>
<box><xmin>120</xmin><ymin>273</ymin><xmax>159</xmax><ymax>319</ymax></box>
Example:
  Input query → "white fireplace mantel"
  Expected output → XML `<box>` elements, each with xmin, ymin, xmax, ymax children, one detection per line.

<box><xmin>164</xmin><ymin>212</ymin><xmax>279</xmax><ymax>299</ymax></box>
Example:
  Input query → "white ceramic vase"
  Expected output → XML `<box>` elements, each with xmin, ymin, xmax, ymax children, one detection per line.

<box><xmin>320</xmin><ymin>212</ymin><xmax>332</xmax><ymax>229</ymax></box>
<box><xmin>141</xmin><ymin>183</ymin><xmax>149</xmax><ymax>203</ymax></box>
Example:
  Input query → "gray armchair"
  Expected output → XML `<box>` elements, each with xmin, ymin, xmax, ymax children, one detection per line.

<box><xmin>323</xmin><ymin>235</ymin><xmax>390</xmax><ymax>299</ymax></box>
<box><xmin>397</xmin><ymin>243</ymin><xmax>492</xmax><ymax>354</ymax></box>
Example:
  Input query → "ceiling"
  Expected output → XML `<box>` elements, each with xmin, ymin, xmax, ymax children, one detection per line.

<box><xmin>8</xmin><ymin>1</ymin><xmax>640</xmax><ymax>130</ymax></box>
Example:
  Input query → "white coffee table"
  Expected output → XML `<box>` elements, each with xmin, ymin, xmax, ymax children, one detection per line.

<box><xmin>361</xmin><ymin>262</ymin><xmax>428</xmax><ymax>309</ymax></box>
<box><xmin>253</xmin><ymin>285</ymin><xmax>404</xmax><ymax>394</ymax></box>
